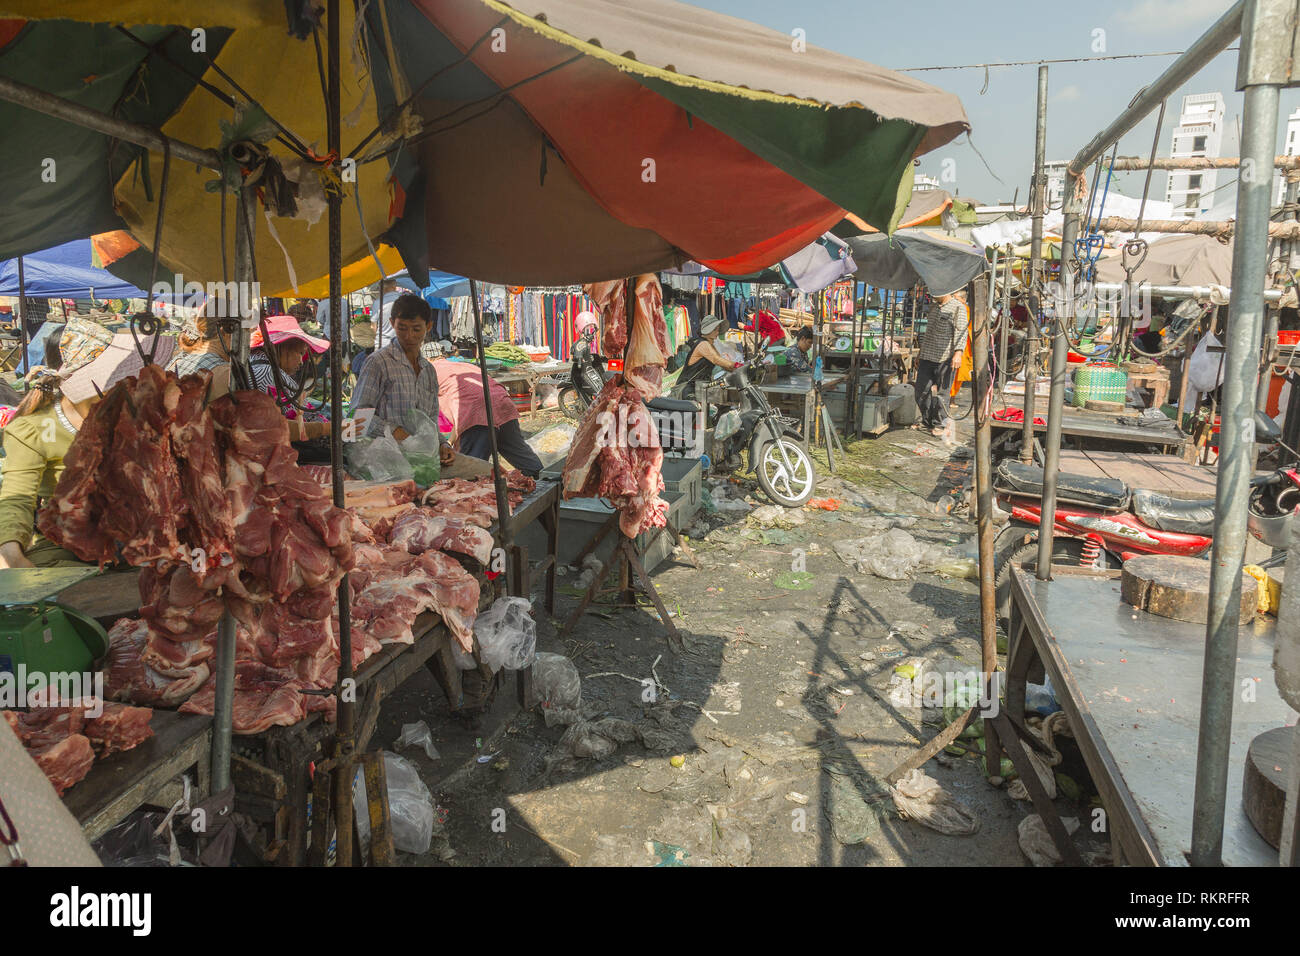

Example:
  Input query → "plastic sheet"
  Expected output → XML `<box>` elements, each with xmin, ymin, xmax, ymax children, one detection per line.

<box><xmin>345</xmin><ymin>429</ymin><xmax>414</xmax><ymax>482</ymax></box>
<box><xmin>474</xmin><ymin>597</ymin><xmax>537</xmax><ymax>672</ymax></box>
<box><xmin>833</xmin><ymin>528</ymin><xmax>950</xmax><ymax>580</ymax></box>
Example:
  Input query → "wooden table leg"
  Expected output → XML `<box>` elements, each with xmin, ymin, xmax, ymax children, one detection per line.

<box><xmin>622</xmin><ymin>538</ymin><xmax>682</xmax><ymax>649</ymax></box>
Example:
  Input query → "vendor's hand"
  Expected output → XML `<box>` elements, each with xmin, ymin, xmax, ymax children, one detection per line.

<box><xmin>439</xmin><ymin>442</ymin><xmax>455</xmax><ymax>465</ymax></box>
<box><xmin>951</xmin><ymin>353</ymin><xmax>962</xmax><ymax>369</ymax></box>
<box><xmin>392</xmin><ymin>426</ymin><xmax>411</xmax><ymax>442</ymax></box>
<box><xmin>0</xmin><ymin>541</ymin><xmax>34</xmax><ymax>569</ymax></box>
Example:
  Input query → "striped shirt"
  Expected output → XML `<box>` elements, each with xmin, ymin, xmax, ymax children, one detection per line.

<box><xmin>167</xmin><ymin>349</ymin><xmax>227</xmax><ymax>378</ymax></box>
<box><xmin>353</xmin><ymin>341</ymin><xmax>440</xmax><ymax>437</ymax></box>
<box><xmin>918</xmin><ymin>298</ymin><xmax>969</xmax><ymax>364</ymax></box>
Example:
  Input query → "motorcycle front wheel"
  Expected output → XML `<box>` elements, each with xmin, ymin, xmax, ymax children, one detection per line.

<box><xmin>754</xmin><ymin>433</ymin><xmax>816</xmax><ymax>507</ymax></box>
<box><xmin>558</xmin><ymin>387</ymin><xmax>585</xmax><ymax>420</ymax></box>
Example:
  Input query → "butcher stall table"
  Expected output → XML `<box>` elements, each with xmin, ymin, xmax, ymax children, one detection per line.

<box><xmin>991</xmin><ymin>406</ymin><xmax>1189</xmax><ymax>461</ymax></box>
<box><xmin>1006</xmin><ymin>566</ymin><xmax>1295</xmax><ymax>866</ymax></box>
<box><xmin>63</xmin><ymin>711</ymin><xmax>212</xmax><ymax>842</ymax></box>
<box><xmin>231</xmin><ymin>479</ymin><xmax>559</xmax><ymax>865</ymax></box>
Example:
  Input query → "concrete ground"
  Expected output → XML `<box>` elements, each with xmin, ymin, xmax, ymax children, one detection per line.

<box><xmin>373</xmin><ymin>394</ymin><xmax>1111</xmax><ymax>866</ymax></box>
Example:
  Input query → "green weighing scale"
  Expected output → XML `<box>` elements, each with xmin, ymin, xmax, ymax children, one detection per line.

<box><xmin>0</xmin><ymin>567</ymin><xmax>110</xmax><ymax>685</ymax></box>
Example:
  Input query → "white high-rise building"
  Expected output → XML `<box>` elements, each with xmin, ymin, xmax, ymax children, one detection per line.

<box><xmin>1275</xmin><ymin>107</ymin><xmax>1300</xmax><ymax>205</ymax></box>
<box><xmin>1043</xmin><ymin>160</ymin><xmax>1067</xmax><ymax>210</ymax></box>
<box><xmin>1164</xmin><ymin>93</ymin><xmax>1226</xmax><ymax>219</ymax></box>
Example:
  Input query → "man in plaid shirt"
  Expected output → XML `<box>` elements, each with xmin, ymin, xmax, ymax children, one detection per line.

<box><xmin>352</xmin><ymin>294</ymin><xmax>454</xmax><ymax>465</ymax></box>
<box><xmin>914</xmin><ymin>289</ymin><xmax>969</xmax><ymax>434</ymax></box>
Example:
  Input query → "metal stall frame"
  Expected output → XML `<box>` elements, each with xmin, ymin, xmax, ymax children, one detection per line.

<box><xmin>1046</xmin><ymin>0</ymin><xmax>1294</xmax><ymax>865</ymax></box>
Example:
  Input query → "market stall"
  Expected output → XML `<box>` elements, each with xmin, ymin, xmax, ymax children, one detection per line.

<box><xmin>0</xmin><ymin>0</ymin><xmax>969</xmax><ymax>866</ymax></box>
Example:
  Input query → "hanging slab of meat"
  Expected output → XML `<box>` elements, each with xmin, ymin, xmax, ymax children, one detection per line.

<box><xmin>390</xmin><ymin>511</ymin><xmax>494</xmax><ymax>565</ymax></box>
<box><xmin>625</xmin><ymin>274</ymin><xmax>668</xmax><ymax>401</ymax></box>
<box><xmin>103</xmin><ymin>618</ymin><xmax>209</xmax><ymax>706</ymax></box>
<box><xmin>170</xmin><ymin>371</ymin><xmax>235</xmax><ymax>570</ymax></box>
<box><xmin>586</xmin><ymin>279</ymin><xmax>628</xmax><ymax>355</ymax></box>
<box><xmin>179</xmin><ymin>660</ymin><xmax>310</xmax><ymax>735</ymax></box>
<box><xmin>562</xmin><ymin>379</ymin><xmax>668</xmax><ymax>537</ymax></box>
<box><xmin>83</xmin><ymin>702</ymin><xmax>155</xmax><ymax>756</ymax></box>
<box><xmin>36</xmin><ymin>387</ymin><xmax>126</xmax><ymax>566</ymax></box>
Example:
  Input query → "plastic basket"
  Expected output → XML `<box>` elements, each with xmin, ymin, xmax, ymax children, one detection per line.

<box><xmin>1072</xmin><ymin>362</ymin><xmax>1128</xmax><ymax>407</ymax></box>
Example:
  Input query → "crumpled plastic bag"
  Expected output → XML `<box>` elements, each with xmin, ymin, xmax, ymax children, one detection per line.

<box><xmin>394</xmin><ymin>720</ymin><xmax>440</xmax><ymax>761</ymax></box>
<box><xmin>1018</xmin><ymin>813</ymin><xmax>1080</xmax><ymax>866</ymax></box>
<box><xmin>379</xmin><ymin>752</ymin><xmax>435</xmax><ymax>854</ymax></box>
<box><xmin>400</xmin><ymin>408</ymin><xmax>443</xmax><ymax>486</ymax></box>
<box><xmin>559</xmin><ymin>716</ymin><xmax>640</xmax><ymax>759</ymax></box>
<box><xmin>533</xmin><ymin>652</ymin><xmax>582</xmax><ymax>727</ymax></box>
<box><xmin>474</xmin><ymin>597</ymin><xmax>537</xmax><ymax>672</ymax></box>
<box><xmin>890</xmin><ymin>769</ymin><xmax>980</xmax><ymax>835</ymax></box>
<box><xmin>833</xmin><ymin>528</ymin><xmax>951</xmax><ymax>580</ymax></box>
<box><xmin>344</xmin><ymin>428</ymin><xmax>414</xmax><ymax>482</ymax></box>
<box><xmin>1007</xmin><ymin>711</ymin><xmax>1072</xmax><ymax>801</ymax></box>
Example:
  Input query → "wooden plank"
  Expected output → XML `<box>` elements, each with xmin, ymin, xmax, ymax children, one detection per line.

<box><xmin>1059</xmin><ymin>450</ymin><xmax>1217</xmax><ymax>498</ymax></box>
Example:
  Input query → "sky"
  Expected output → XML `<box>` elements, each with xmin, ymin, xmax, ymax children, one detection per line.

<box><xmin>686</xmin><ymin>0</ymin><xmax>1300</xmax><ymax>207</ymax></box>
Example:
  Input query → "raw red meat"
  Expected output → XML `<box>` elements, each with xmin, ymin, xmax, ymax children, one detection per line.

<box><xmin>587</xmin><ymin>279</ymin><xmax>627</xmax><ymax>355</ymax></box>
<box><xmin>83</xmin><ymin>702</ymin><xmax>154</xmax><ymax>755</ymax></box>
<box><xmin>390</xmin><ymin>512</ymin><xmax>494</xmax><ymax>565</ymax></box>
<box><xmin>179</xmin><ymin>660</ymin><xmax>310</xmax><ymax>734</ymax></box>
<box><xmin>29</xmin><ymin>733</ymin><xmax>96</xmax><ymax>796</ymax></box>
<box><xmin>625</xmin><ymin>274</ymin><xmax>668</xmax><ymax>400</ymax></box>
<box><xmin>562</xmin><ymin>379</ymin><xmax>668</xmax><ymax>537</ymax></box>
<box><xmin>103</xmin><ymin>618</ymin><xmax>210</xmax><ymax>706</ymax></box>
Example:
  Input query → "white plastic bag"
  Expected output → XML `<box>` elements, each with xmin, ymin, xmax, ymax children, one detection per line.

<box><xmin>394</xmin><ymin>720</ymin><xmax>440</xmax><ymax>761</ymax></box>
<box><xmin>383</xmin><ymin>751</ymin><xmax>435</xmax><ymax>854</ymax></box>
<box><xmin>1187</xmin><ymin>331</ymin><xmax>1226</xmax><ymax>395</ymax></box>
<box><xmin>474</xmin><ymin>597</ymin><xmax>537</xmax><ymax>672</ymax></box>
<box><xmin>533</xmin><ymin>652</ymin><xmax>582</xmax><ymax>727</ymax></box>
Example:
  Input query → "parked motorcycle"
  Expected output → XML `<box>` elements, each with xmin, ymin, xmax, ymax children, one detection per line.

<box><xmin>991</xmin><ymin>410</ymin><xmax>1300</xmax><ymax>622</ymax></box>
<box><xmin>650</xmin><ymin>352</ymin><xmax>816</xmax><ymax>508</ymax></box>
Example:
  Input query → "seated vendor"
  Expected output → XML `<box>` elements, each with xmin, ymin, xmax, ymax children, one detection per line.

<box><xmin>432</xmin><ymin>358</ymin><xmax>544</xmax><ymax>477</ymax></box>
<box><xmin>0</xmin><ymin>328</ymin><xmax>174</xmax><ymax>568</ymax></box>
<box><xmin>249</xmin><ymin>314</ymin><xmax>332</xmax><ymax>441</ymax></box>
<box><xmin>743</xmin><ymin>308</ymin><xmax>787</xmax><ymax>349</ymax></box>
<box><xmin>167</xmin><ymin>309</ymin><xmax>233</xmax><ymax>390</ymax></box>
<box><xmin>784</xmin><ymin>327</ymin><xmax>815</xmax><ymax>374</ymax></box>
<box><xmin>673</xmin><ymin>315</ymin><xmax>741</xmax><ymax>397</ymax></box>
<box><xmin>351</xmin><ymin>294</ymin><xmax>454</xmax><ymax>465</ymax></box>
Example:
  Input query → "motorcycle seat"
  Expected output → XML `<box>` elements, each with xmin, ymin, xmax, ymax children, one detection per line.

<box><xmin>1130</xmin><ymin>490</ymin><xmax>1216</xmax><ymax>536</ymax></box>
<box><xmin>994</xmin><ymin>460</ymin><xmax>1130</xmax><ymax>510</ymax></box>
<box><xmin>647</xmin><ymin>395</ymin><xmax>698</xmax><ymax>413</ymax></box>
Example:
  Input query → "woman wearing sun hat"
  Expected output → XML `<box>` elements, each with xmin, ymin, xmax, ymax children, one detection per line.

<box><xmin>0</xmin><ymin>327</ymin><xmax>173</xmax><ymax>568</ymax></box>
<box><xmin>248</xmin><ymin>313</ymin><xmax>333</xmax><ymax>441</ymax></box>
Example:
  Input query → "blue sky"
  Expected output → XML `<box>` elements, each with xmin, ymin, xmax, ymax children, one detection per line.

<box><xmin>687</xmin><ymin>0</ymin><xmax>1300</xmax><ymax>205</ymax></box>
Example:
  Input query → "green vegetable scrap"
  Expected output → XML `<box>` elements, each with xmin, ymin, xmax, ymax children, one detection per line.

<box><xmin>773</xmin><ymin>571</ymin><xmax>814</xmax><ymax>590</ymax></box>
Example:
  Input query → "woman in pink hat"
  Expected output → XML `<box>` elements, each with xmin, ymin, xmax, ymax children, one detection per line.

<box><xmin>249</xmin><ymin>314</ymin><xmax>332</xmax><ymax>441</ymax></box>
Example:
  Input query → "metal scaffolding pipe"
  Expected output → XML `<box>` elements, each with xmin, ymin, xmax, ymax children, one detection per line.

<box><xmin>1109</xmin><ymin>154</ymin><xmax>1300</xmax><ymax>171</ymax></box>
<box><xmin>1087</xmin><ymin>282</ymin><xmax>1284</xmax><ymax>302</ymax></box>
<box><xmin>1036</xmin><ymin>215</ymin><xmax>1076</xmax><ymax>577</ymax></box>
<box><xmin>0</xmin><ymin>74</ymin><xmax>220</xmax><ymax>171</ymax></box>
<box><xmin>1022</xmin><ymin>66</ymin><xmax>1048</xmax><ymax>463</ymax></box>
<box><xmin>1190</xmin><ymin>0</ymin><xmax>1287</xmax><ymax>866</ymax></box>
<box><xmin>1067</xmin><ymin>1</ymin><xmax>1243</xmax><ymax>177</ymax></box>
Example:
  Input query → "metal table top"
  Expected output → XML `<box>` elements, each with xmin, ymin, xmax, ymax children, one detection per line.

<box><xmin>757</xmin><ymin>373</ymin><xmax>846</xmax><ymax>396</ymax></box>
<box><xmin>1015</xmin><ymin>570</ymin><xmax>1295</xmax><ymax>866</ymax></box>
<box><xmin>992</xmin><ymin>409</ymin><xmax>1188</xmax><ymax>446</ymax></box>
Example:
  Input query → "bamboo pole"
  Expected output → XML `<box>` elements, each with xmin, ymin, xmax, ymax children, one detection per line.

<box><xmin>1109</xmin><ymin>154</ymin><xmax>1300</xmax><ymax>171</ymax></box>
<box><xmin>1091</xmin><ymin>215</ymin><xmax>1300</xmax><ymax>239</ymax></box>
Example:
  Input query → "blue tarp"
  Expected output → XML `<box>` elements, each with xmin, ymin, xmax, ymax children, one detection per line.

<box><xmin>0</xmin><ymin>240</ymin><xmax>149</xmax><ymax>299</ymax></box>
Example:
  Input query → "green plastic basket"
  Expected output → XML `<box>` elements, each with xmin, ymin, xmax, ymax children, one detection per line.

<box><xmin>1072</xmin><ymin>362</ymin><xmax>1128</xmax><ymax>407</ymax></box>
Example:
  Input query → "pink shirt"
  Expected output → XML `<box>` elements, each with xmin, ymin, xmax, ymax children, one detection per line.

<box><xmin>433</xmin><ymin>358</ymin><xmax>519</xmax><ymax>440</ymax></box>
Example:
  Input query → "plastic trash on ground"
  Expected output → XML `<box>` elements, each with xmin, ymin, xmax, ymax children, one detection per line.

<box><xmin>833</xmin><ymin>528</ymin><xmax>949</xmax><ymax>580</ymax></box>
<box><xmin>891</xmin><ymin>769</ymin><xmax>980</xmax><ymax>835</ymax></box>
<box><xmin>1017</xmin><ymin>813</ymin><xmax>1079</xmax><ymax>866</ymax></box>
<box><xmin>356</xmin><ymin>751</ymin><xmax>435</xmax><ymax>855</ymax></box>
<box><xmin>474</xmin><ymin>597</ymin><xmax>537</xmax><ymax>672</ymax></box>
<box><xmin>533</xmin><ymin>652</ymin><xmax>582</xmax><ymax>727</ymax></box>
<box><xmin>394</xmin><ymin>720</ymin><xmax>440</xmax><ymax>761</ymax></box>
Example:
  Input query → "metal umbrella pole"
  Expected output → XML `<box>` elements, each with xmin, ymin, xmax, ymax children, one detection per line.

<box><xmin>468</xmin><ymin>278</ymin><xmax>513</xmax><ymax>548</ymax></box>
<box><xmin>1036</xmin><ymin>195</ymin><xmax>1076</xmax><ymax>577</ymax></box>
<box><xmin>324</xmin><ymin>0</ymin><xmax>357</xmax><ymax>869</ymax></box>
<box><xmin>16</xmin><ymin>256</ymin><xmax>27</xmax><ymax>375</ymax></box>
<box><xmin>1190</xmin><ymin>0</ymin><xmax>1286</xmax><ymax>867</ymax></box>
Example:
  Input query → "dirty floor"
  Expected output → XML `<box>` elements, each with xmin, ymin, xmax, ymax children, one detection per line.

<box><xmin>373</xmin><ymin>397</ymin><xmax>1110</xmax><ymax>866</ymax></box>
